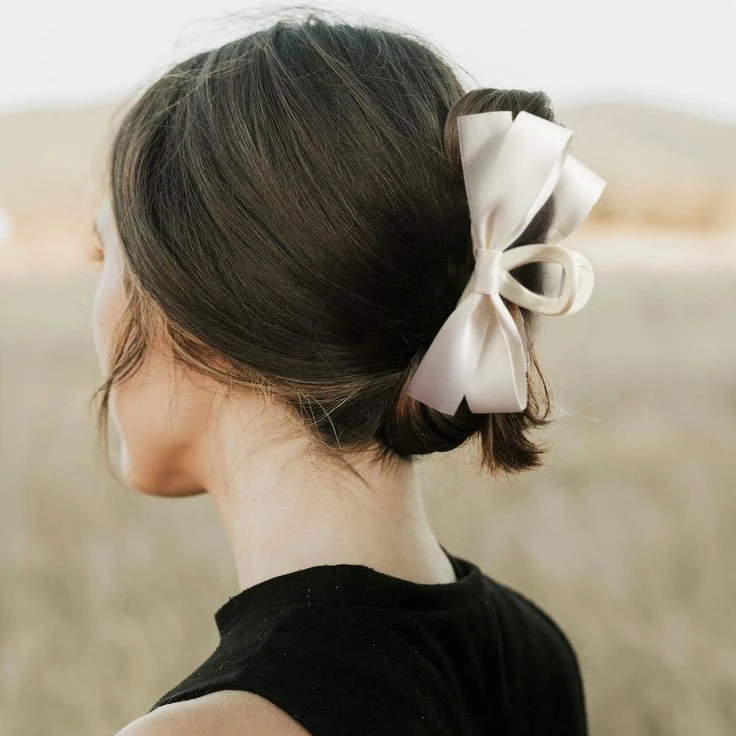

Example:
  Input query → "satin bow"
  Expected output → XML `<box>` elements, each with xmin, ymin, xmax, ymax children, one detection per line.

<box><xmin>406</xmin><ymin>110</ymin><xmax>606</xmax><ymax>415</ymax></box>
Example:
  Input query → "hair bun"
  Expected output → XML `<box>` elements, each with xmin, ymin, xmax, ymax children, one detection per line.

<box><xmin>377</xmin><ymin>347</ymin><xmax>555</xmax><ymax>477</ymax></box>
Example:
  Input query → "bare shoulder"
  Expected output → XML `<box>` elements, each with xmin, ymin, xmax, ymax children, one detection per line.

<box><xmin>114</xmin><ymin>690</ymin><xmax>313</xmax><ymax>736</ymax></box>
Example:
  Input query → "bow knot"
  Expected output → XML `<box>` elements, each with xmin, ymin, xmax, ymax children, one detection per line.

<box><xmin>471</xmin><ymin>248</ymin><xmax>505</xmax><ymax>295</ymax></box>
<box><xmin>406</xmin><ymin>110</ymin><xmax>606</xmax><ymax>416</ymax></box>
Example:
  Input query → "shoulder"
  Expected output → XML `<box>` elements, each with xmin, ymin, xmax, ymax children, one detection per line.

<box><xmin>488</xmin><ymin>576</ymin><xmax>587</xmax><ymax>699</ymax></box>
<box><xmin>492</xmin><ymin>578</ymin><xmax>582</xmax><ymax>661</ymax></box>
<box><xmin>114</xmin><ymin>690</ymin><xmax>313</xmax><ymax>736</ymax></box>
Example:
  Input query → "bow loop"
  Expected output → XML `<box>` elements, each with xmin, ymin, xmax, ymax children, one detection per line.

<box><xmin>406</xmin><ymin>110</ymin><xmax>606</xmax><ymax>416</ymax></box>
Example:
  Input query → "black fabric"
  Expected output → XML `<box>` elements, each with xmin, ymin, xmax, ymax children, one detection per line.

<box><xmin>149</xmin><ymin>545</ymin><xmax>588</xmax><ymax>735</ymax></box>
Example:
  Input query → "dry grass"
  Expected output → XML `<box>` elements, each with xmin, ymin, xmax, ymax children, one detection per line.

<box><xmin>1</xmin><ymin>260</ymin><xmax>734</xmax><ymax>735</ymax></box>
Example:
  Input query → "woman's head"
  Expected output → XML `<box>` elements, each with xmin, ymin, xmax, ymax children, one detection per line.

<box><xmin>90</xmin><ymin>9</ymin><xmax>556</xmax><ymax>495</ymax></box>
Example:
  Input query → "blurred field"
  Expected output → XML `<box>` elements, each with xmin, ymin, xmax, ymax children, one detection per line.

<box><xmin>1</xmin><ymin>244</ymin><xmax>734</xmax><ymax>735</ymax></box>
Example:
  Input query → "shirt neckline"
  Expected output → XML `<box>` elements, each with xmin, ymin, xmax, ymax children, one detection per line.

<box><xmin>214</xmin><ymin>544</ymin><xmax>484</xmax><ymax>636</ymax></box>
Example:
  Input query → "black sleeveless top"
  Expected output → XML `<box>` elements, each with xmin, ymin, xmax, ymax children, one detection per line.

<box><xmin>149</xmin><ymin>546</ymin><xmax>588</xmax><ymax>735</ymax></box>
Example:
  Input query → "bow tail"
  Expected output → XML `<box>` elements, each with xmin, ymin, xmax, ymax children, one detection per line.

<box><xmin>406</xmin><ymin>293</ymin><xmax>488</xmax><ymax>416</ymax></box>
<box><xmin>465</xmin><ymin>294</ymin><xmax>529</xmax><ymax>413</ymax></box>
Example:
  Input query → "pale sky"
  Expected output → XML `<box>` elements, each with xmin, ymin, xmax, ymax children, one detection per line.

<box><xmin>1</xmin><ymin>0</ymin><xmax>735</xmax><ymax>122</ymax></box>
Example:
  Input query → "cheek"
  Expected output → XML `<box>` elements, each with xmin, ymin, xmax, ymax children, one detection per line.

<box><xmin>91</xmin><ymin>264</ymin><xmax>158</xmax><ymax>481</ymax></box>
<box><xmin>92</xmin><ymin>257</ymin><xmax>125</xmax><ymax>376</ymax></box>
<box><xmin>91</xmin><ymin>255</ymin><xmax>132</xmax><ymax>449</ymax></box>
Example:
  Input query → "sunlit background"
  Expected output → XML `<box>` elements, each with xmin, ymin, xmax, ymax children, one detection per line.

<box><xmin>1</xmin><ymin>1</ymin><xmax>734</xmax><ymax>734</ymax></box>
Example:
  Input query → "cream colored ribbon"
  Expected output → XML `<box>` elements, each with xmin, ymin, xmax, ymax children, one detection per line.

<box><xmin>406</xmin><ymin>110</ymin><xmax>607</xmax><ymax>415</ymax></box>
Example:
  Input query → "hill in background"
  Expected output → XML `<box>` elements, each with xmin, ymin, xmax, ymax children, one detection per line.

<box><xmin>0</xmin><ymin>99</ymin><xmax>734</xmax><ymax>276</ymax></box>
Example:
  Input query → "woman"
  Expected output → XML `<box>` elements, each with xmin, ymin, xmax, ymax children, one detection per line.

<box><xmin>91</xmin><ymin>9</ymin><xmax>602</xmax><ymax>736</ymax></box>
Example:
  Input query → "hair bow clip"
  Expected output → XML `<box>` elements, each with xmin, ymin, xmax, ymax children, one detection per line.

<box><xmin>406</xmin><ymin>110</ymin><xmax>607</xmax><ymax>415</ymax></box>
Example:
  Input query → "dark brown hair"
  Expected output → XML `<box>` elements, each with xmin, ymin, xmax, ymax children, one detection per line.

<box><xmin>91</xmin><ymin>7</ymin><xmax>558</xmax><ymax>479</ymax></box>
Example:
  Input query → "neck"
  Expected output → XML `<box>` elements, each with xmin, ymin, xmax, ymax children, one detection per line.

<box><xmin>201</xmin><ymin>399</ymin><xmax>456</xmax><ymax>593</ymax></box>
